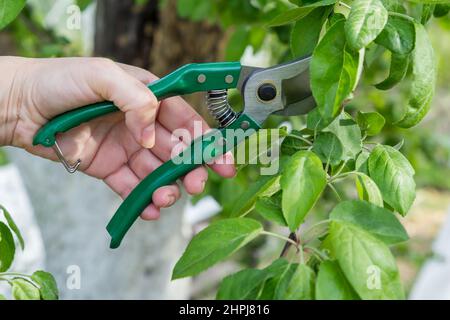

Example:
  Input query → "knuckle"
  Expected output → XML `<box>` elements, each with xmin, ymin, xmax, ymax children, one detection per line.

<box><xmin>91</xmin><ymin>57</ymin><xmax>117</xmax><ymax>70</ymax></box>
<box><xmin>140</xmin><ymin>91</ymin><xmax>158</xmax><ymax>109</ymax></box>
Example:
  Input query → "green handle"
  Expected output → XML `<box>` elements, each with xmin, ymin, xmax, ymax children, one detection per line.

<box><xmin>107</xmin><ymin>114</ymin><xmax>260</xmax><ymax>249</ymax></box>
<box><xmin>33</xmin><ymin>62</ymin><xmax>242</xmax><ymax>147</ymax></box>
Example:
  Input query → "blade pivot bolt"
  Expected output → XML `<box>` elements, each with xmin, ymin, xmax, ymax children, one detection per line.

<box><xmin>258</xmin><ymin>83</ymin><xmax>277</xmax><ymax>102</ymax></box>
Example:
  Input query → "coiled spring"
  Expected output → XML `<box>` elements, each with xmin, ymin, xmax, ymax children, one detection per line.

<box><xmin>207</xmin><ymin>89</ymin><xmax>237</xmax><ymax>128</ymax></box>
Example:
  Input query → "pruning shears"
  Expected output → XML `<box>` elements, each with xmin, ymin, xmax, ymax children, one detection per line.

<box><xmin>32</xmin><ymin>56</ymin><xmax>315</xmax><ymax>249</ymax></box>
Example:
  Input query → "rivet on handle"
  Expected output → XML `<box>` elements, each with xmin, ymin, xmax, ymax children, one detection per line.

<box><xmin>52</xmin><ymin>140</ymin><xmax>81</xmax><ymax>174</ymax></box>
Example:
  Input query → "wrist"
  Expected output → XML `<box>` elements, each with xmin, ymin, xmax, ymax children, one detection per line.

<box><xmin>0</xmin><ymin>56</ymin><xmax>33</xmax><ymax>147</ymax></box>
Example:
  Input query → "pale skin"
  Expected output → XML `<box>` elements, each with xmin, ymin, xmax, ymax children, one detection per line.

<box><xmin>0</xmin><ymin>56</ymin><xmax>236</xmax><ymax>220</ymax></box>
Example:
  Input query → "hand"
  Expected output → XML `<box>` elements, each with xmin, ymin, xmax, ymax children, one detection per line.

<box><xmin>0</xmin><ymin>57</ymin><xmax>236</xmax><ymax>219</ymax></box>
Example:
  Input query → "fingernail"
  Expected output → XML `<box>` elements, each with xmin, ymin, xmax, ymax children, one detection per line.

<box><xmin>165</xmin><ymin>195</ymin><xmax>176</xmax><ymax>207</ymax></box>
<box><xmin>141</xmin><ymin>126</ymin><xmax>155</xmax><ymax>148</ymax></box>
<box><xmin>201</xmin><ymin>180</ymin><xmax>207</xmax><ymax>190</ymax></box>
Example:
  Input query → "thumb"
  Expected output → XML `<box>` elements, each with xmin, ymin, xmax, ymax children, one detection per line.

<box><xmin>86</xmin><ymin>58</ymin><xmax>158</xmax><ymax>148</ymax></box>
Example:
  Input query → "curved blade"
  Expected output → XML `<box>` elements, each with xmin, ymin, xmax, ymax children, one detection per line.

<box><xmin>273</xmin><ymin>66</ymin><xmax>316</xmax><ymax>116</ymax></box>
<box><xmin>241</xmin><ymin>56</ymin><xmax>316</xmax><ymax>125</ymax></box>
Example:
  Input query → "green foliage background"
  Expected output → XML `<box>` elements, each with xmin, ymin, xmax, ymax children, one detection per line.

<box><xmin>175</xmin><ymin>0</ymin><xmax>450</xmax><ymax>300</ymax></box>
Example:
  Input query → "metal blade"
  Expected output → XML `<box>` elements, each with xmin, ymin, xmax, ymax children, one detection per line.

<box><xmin>241</xmin><ymin>56</ymin><xmax>314</xmax><ymax>125</ymax></box>
<box><xmin>236</xmin><ymin>65</ymin><xmax>262</xmax><ymax>93</ymax></box>
<box><xmin>273</xmin><ymin>67</ymin><xmax>316</xmax><ymax>116</ymax></box>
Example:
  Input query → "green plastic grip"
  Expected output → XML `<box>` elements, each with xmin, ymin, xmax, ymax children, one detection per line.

<box><xmin>107</xmin><ymin>114</ymin><xmax>261</xmax><ymax>249</ymax></box>
<box><xmin>33</xmin><ymin>62</ymin><xmax>242</xmax><ymax>147</ymax></box>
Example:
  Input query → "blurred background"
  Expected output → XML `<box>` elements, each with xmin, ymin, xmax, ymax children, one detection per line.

<box><xmin>0</xmin><ymin>0</ymin><xmax>450</xmax><ymax>299</ymax></box>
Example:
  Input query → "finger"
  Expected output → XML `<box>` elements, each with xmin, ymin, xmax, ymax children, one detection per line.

<box><xmin>128</xmin><ymin>148</ymin><xmax>163</xmax><ymax>179</ymax></box>
<box><xmin>137</xmin><ymin>124</ymin><xmax>207</xmax><ymax>194</ymax></box>
<box><xmin>141</xmin><ymin>204</ymin><xmax>160</xmax><ymax>221</ymax></box>
<box><xmin>116</xmin><ymin>62</ymin><xmax>158</xmax><ymax>84</ymax></box>
<box><xmin>150</xmin><ymin>122</ymin><xmax>187</xmax><ymax>162</ymax></box>
<box><xmin>104</xmin><ymin>164</ymin><xmax>161</xmax><ymax>221</ymax></box>
<box><xmin>210</xmin><ymin>152</ymin><xmax>236</xmax><ymax>178</ymax></box>
<box><xmin>128</xmin><ymin>148</ymin><xmax>181</xmax><ymax>208</ymax></box>
<box><xmin>153</xmin><ymin>185</ymin><xmax>181</xmax><ymax>208</ymax></box>
<box><xmin>103</xmin><ymin>164</ymin><xmax>140</xmax><ymax>199</ymax></box>
<box><xmin>86</xmin><ymin>58</ymin><xmax>159</xmax><ymax>148</ymax></box>
<box><xmin>158</xmin><ymin>96</ymin><xmax>207</xmax><ymax>141</ymax></box>
<box><xmin>183</xmin><ymin>166</ymin><xmax>208</xmax><ymax>195</ymax></box>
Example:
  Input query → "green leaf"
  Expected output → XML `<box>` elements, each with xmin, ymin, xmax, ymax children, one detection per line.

<box><xmin>1</xmin><ymin>205</ymin><xmax>24</xmax><ymax>250</ymax></box>
<box><xmin>11</xmin><ymin>278</ymin><xmax>40</xmax><ymax>300</ymax></box>
<box><xmin>0</xmin><ymin>294</ymin><xmax>6</xmax><ymax>300</ymax></box>
<box><xmin>235</xmin><ymin>128</ymin><xmax>287</xmax><ymax>171</ymax></box>
<box><xmin>281</xmin><ymin>130</ymin><xmax>310</xmax><ymax>155</ymax></box>
<box><xmin>176</xmin><ymin>0</ymin><xmax>211</xmax><ymax>21</ymax></box>
<box><xmin>255</xmin><ymin>193</ymin><xmax>287</xmax><ymax>227</ymax></box>
<box><xmin>375</xmin><ymin>15</ymin><xmax>415</xmax><ymax>54</ymax></box>
<box><xmin>290</xmin><ymin>0</ymin><xmax>339</xmax><ymax>6</ymax></box>
<box><xmin>355</xmin><ymin>173</ymin><xmax>384</xmax><ymax>207</ymax></box>
<box><xmin>345</xmin><ymin>0</ymin><xmax>388</xmax><ymax>51</ymax></box>
<box><xmin>0</xmin><ymin>221</ymin><xmax>15</xmax><ymax>272</ymax></box>
<box><xmin>328</xmin><ymin>221</ymin><xmax>405</xmax><ymax>299</ymax></box>
<box><xmin>395</xmin><ymin>23</ymin><xmax>436</xmax><ymax>128</ymax></box>
<box><xmin>421</xmin><ymin>4</ymin><xmax>435</xmax><ymax>24</ymax></box>
<box><xmin>268</xmin><ymin>0</ymin><xmax>337</xmax><ymax>27</ymax></box>
<box><xmin>434</xmin><ymin>4</ymin><xmax>450</xmax><ymax>17</ymax></box>
<box><xmin>327</xmin><ymin>12</ymin><xmax>346</xmax><ymax>28</ymax></box>
<box><xmin>272</xmin><ymin>263</ymin><xmax>298</xmax><ymax>299</ymax></box>
<box><xmin>225</xmin><ymin>26</ymin><xmax>250</xmax><ymax>61</ymax></box>
<box><xmin>355</xmin><ymin>150</ymin><xmax>370</xmax><ymax>174</ymax></box>
<box><xmin>172</xmin><ymin>218</ymin><xmax>263</xmax><ymax>279</ymax></box>
<box><xmin>330</xmin><ymin>200</ymin><xmax>409</xmax><ymax>244</ymax></box>
<box><xmin>316</xmin><ymin>260</ymin><xmax>359</xmax><ymax>300</ymax></box>
<box><xmin>76</xmin><ymin>0</ymin><xmax>92</xmax><ymax>11</ymax></box>
<box><xmin>311</xmin><ymin>20</ymin><xmax>362</xmax><ymax>123</ymax></box>
<box><xmin>230</xmin><ymin>175</ymin><xmax>280</xmax><ymax>217</ymax></box>
<box><xmin>380</xmin><ymin>0</ymin><xmax>407</xmax><ymax>12</ymax></box>
<box><xmin>375</xmin><ymin>53</ymin><xmax>410</xmax><ymax>90</ymax></box>
<box><xmin>249</xmin><ymin>27</ymin><xmax>266</xmax><ymax>53</ymax></box>
<box><xmin>306</xmin><ymin>107</ymin><xmax>328</xmax><ymax>131</ymax></box>
<box><xmin>368</xmin><ymin>145</ymin><xmax>415</xmax><ymax>215</ymax></box>
<box><xmin>0</xmin><ymin>0</ymin><xmax>26</xmax><ymax>30</ymax></box>
<box><xmin>325</xmin><ymin>113</ymin><xmax>362</xmax><ymax>160</ymax></box>
<box><xmin>356</xmin><ymin>111</ymin><xmax>385</xmax><ymax>136</ymax></box>
<box><xmin>408</xmin><ymin>0</ymin><xmax>450</xmax><ymax>3</ymax></box>
<box><xmin>217</xmin><ymin>268</ymin><xmax>267</xmax><ymax>300</ymax></box>
<box><xmin>281</xmin><ymin>264</ymin><xmax>315</xmax><ymax>300</ymax></box>
<box><xmin>268</xmin><ymin>7</ymin><xmax>314</xmax><ymax>27</ymax></box>
<box><xmin>218</xmin><ymin>259</ymin><xmax>289</xmax><ymax>300</ymax></box>
<box><xmin>312</xmin><ymin>132</ymin><xmax>344</xmax><ymax>166</ymax></box>
<box><xmin>281</xmin><ymin>151</ymin><xmax>327</xmax><ymax>231</ymax></box>
<box><xmin>259</xmin><ymin>259</ymin><xmax>293</xmax><ymax>299</ymax></box>
<box><xmin>290</xmin><ymin>6</ymin><xmax>331</xmax><ymax>58</ymax></box>
<box><xmin>31</xmin><ymin>271</ymin><xmax>58</xmax><ymax>300</ymax></box>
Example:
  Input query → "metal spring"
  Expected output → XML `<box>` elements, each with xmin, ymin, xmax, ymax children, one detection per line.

<box><xmin>206</xmin><ymin>89</ymin><xmax>237</xmax><ymax>128</ymax></box>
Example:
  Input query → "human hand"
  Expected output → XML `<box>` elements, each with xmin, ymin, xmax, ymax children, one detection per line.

<box><xmin>0</xmin><ymin>56</ymin><xmax>236</xmax><ymax>219</ymax></box>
